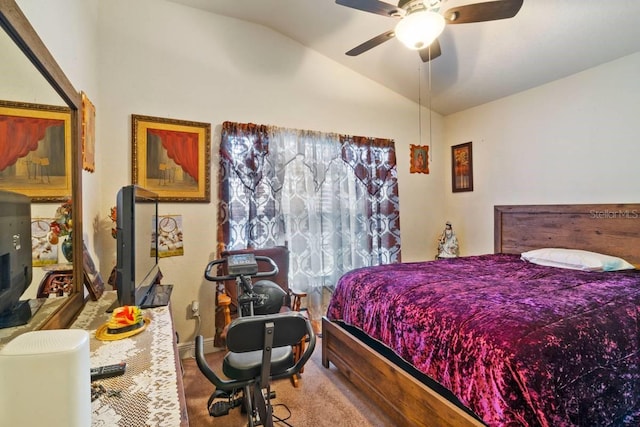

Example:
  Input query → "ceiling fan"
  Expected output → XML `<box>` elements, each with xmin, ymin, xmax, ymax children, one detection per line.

<box><xmin>336</xmin><ymin>0</ymin><xmax>524</xmax><ymax>62</ymax></box>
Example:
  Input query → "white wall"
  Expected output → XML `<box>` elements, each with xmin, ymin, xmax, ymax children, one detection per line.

<box><xmin>13</xmin><ymin>0</ymin><xmax>100</xmax><ymax>297</ymax></box>
<box><xmin>94</xmin><ymin>0</ymin><xmax>444</xmax><ymax>342</ymax></box>
<box><xmin>443</xmin><ymin>52</ymin><xmax>640</xmax><ymax>256</ymax></box>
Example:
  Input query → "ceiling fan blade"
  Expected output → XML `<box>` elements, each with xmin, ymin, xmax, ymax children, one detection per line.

<box><xmin>419</xmin><ymin>39</ymin><xmax>442</xmax><ymax>62</ymax></box>
<box><xmin>335</xmin><ymin>0</ymin><xmax>402</xmax><ymax>17</ymax></box>
<box><xmin>444</xmin><ymin>0</ymin><xmax>523</xmax><ymax>24</ymax></box>
<box><xmin>346</xmin><ymin>30</ymin><xmax>396</xmax><ymax>56</ymax></box>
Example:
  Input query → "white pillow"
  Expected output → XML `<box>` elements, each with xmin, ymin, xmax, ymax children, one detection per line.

<box><xmin>521</xmin><ymin>248</ymin><xmax>636</xmax><ymax>272</ymax></box>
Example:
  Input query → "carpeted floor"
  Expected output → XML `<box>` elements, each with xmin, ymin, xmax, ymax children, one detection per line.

<box><xmin>181</xmin><ymin>336</ymin><xmax>396</xmax><ymax>426</ymax></box>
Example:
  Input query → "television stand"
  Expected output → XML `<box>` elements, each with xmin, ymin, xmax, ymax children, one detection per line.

<box><xmin>105</xmin><ymin>298</ymin><xmax>119</xmax><ymax>313</ymax></box>
<box><xmin>0</xmin><ymin>300</ymin><xmax>31</xmax><ymax>328</ymax></box>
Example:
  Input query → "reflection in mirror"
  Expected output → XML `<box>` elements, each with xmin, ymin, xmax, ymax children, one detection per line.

<box><xmin>0</xmin><ymin>23</ymin><xmax>67</xmax><ymax>301</ymax></box>
<box><xmin>0</xmin><ymin>0</ymin><xmax>83</xmax><ymax>336</ymax></box>
<box><xmin>0</xmin><ymin>99</ymin><xmax>73</xmax><ymax>202</ymax></box>
<box><xmin>0</xmin><ymin>24</ymin><xmax>60</xmax><ymax>103</ymax></box>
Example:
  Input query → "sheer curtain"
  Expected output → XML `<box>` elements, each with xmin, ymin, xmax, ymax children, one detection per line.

<box><xmin>218</xmin><ymin>121</ymin><xmax>400</xmax><ymax>334</ymax></box>
<box><xmin>272</xmin><ymin>128</ymin><xmax>373</xmax><ymax>328</ymax></box>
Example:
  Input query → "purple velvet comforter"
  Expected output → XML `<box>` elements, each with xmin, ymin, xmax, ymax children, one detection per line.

<box><xmin>326</xmin><ymin>254</ymin><xmax>640</xmax><ymax>426</ymax></box>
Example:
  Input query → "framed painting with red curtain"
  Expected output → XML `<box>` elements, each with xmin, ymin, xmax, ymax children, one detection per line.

<box><xmin>0</xmin><ymin>100</ymin><xmax>72</xmax><ymax>202</ymax></box>
<box><xmin>131</xmin><ymin>114</ymin><xmax>211</xmax><ymax>202</ymax></box>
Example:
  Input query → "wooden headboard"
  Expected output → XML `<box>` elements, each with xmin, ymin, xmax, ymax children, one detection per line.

<box><xmin>495</xmin><ymin>204</ymin><xmax>640</xmax><ymax>266</ymax></box>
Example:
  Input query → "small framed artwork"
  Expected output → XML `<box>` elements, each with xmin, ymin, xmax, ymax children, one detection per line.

<box><xmin>82</xmin><ymin>242</ymin><xmax>105</xmax><ymax>301</ymax></box>
<box><xmin>451</xmin><ymin>142</ymin><xmax>473</xmax><ymax>192</ymax></box>
<box><xmin>132</xmin><ymin>114</ymin><xmax>211</xmax><ymax>202</ymax></box>
<box><xmin>0</xmin><ymin>100</ymin><xmax>72</xmax><ymax>202</ymax></box>
<box><xmin>81</xmin><ymin>92</ymin><xmax>96</xmax><ymax>172</ymax></box>
<box><xmin>410</xmin><ymin>144</ymin><xmax>429</xmax><ymax>174</ymax></box>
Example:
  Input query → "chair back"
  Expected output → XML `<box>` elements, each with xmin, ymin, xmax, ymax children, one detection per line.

<box><xmin>225</xmin><ymin>312</ymin><xmax>308</xmax><ymax>353</ymax></box>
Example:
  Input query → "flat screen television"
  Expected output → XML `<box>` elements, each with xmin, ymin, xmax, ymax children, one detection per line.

<box><xmin>0</xmin><ymin>190</ymin><xmax>33</xmax><ymax>328</ymax></box>
<box><xmin>113</xmin><ymin>185</ymin><xmax>163</xmax><ymax>309</ymax></box>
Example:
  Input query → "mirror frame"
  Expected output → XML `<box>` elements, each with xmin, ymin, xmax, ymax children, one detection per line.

<box><xmin>0</xmin><ymin>0</ymin><xmax>84</xmax><ymax>328</ymax></box>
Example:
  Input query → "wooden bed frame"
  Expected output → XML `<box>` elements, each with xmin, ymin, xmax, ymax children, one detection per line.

<box><xmin>322</xmin><ymin>203</ymin><xmax>640</xmax><ymax>426</ymax></box>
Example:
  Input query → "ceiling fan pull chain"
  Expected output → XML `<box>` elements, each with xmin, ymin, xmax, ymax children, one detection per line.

<box><xmin>418</xmin><ymin>61</ymin><xmax>422</xmax><ymax>146</ymax></box>
<box><xmin>428</xmin><ymin>46</ymin><xmax>433</xmax><ymax>159</ymax></box>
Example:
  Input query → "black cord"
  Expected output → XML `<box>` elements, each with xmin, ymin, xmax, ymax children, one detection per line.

<box><xmin>271</xmin><ymin>403</ymin><xmax>293</xmax><ymax>426</ymax></box>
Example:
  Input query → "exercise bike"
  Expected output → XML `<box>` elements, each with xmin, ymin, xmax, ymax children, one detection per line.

<box><xmin>204</xmin><ymin>253</ymin><xmax>284</xmax><ymax>319</ymax></box>
<box><xmin>196</xmin><ymin>253</ymin><xmax>314</xmax><ymax>426</ymax></box>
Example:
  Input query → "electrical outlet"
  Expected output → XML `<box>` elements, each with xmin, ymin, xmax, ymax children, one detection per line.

<box><xmin>191</xmin><ymin>300</ymin><xmax>199</xmax><ymax>317</ymax></box>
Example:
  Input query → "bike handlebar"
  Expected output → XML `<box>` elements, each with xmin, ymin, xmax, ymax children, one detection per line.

<box><xmin>204</xmin><ymin>255</ymin><xmax>279</xmax><ymax>282</ymax></box>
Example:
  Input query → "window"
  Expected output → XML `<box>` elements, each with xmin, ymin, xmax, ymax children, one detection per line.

<box><xmin>218</xmin><ymin>121</ymin><xmax>401</xmax><ymax>326</ymax></box>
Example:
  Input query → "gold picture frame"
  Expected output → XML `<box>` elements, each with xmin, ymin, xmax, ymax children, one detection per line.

<box><xmin>0</xmin><ymin>100</ymin><xmax>73</xmax><ymax>202</ymax></box>
<box><xmin>452</xmin><ymin>142</ymin><xmax>473</xmax><ymax>192</ymax></box>
<box><xmin>81</xmin><ymin>91</ymin><xmax>96</xmax><ymax>172</ymax></box>
<box><xmin>410</xmin><ymin>144</ymin><xmax>429</xmax><ymax>174</ymax></box>
<box><xmin>132</xmin><ymin>114</ymin><xmax>211</xmax><ymax>202</ymax></box>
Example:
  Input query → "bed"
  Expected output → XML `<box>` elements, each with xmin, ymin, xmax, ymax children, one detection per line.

<box><xmin>322</xmin><ymin>203</ymin><xmax>640</xmax><ymax>426</ymax></box>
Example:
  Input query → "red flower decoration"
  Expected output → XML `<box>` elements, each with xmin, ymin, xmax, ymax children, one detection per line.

<box><xmin>109</xmin><ymin>206</ymin><xmax>117</xmax><ymax>239</ymax></box>
<box><xmin>48</xmin><ymin>199</ymin><xmax>72</xmax><ymax>244</ymax></box>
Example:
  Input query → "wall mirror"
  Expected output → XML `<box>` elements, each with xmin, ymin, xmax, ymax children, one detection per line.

<box><xmin>0</xmin><ymin>0</ymin><xmax>84</xmax><ymax>331</ymax></box>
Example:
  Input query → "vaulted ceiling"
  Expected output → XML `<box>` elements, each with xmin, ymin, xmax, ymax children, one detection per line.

<box><xmin>166</xmin><ymin>0</ymin><xmax>640</xmax><ymax>115</ymax></box>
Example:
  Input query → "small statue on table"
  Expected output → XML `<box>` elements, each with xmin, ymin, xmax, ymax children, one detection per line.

<box><xmin>436</xmin><ymin>221</ymin><xmax>459</xmax><ymax>259</ymax></box>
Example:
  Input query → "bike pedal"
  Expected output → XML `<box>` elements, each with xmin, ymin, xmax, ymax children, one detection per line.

<box><xmin>207</xmin><ymin>390</ymin><xmax>231</xmax><ymax>408</ymax></box>
<box><xmin>210</xmin><ymin>401</ymin><xmax>231</xmax><ymax>417</ymax></box>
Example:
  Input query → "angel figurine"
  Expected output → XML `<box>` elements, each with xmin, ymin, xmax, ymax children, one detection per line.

<box><xmin>437</xmin><ymin>221</ymin><xmax>459</xmax><ymax>259</ymax></box>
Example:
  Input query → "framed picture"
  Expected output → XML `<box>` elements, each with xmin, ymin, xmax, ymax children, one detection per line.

<box><xmin>31</xmin><ymin>218</ymin><xmax>58</xmax><ymax>266</ymax></box>
<box><xmin>0</xmin><ymin>100</ymin><xmax>72</xmax><ymax>202</ymax></box>
<box><xmin>132</xmin><ymin>114</ymin><xmax>211</xmax><ymax>202</ymax></box>
<box><xmin>451</xmin><ymin>142</ymin><xmax>473</xmax><ymax>192</ymax></box>
<box><xmin>81</xmin><ymin>92</ymin><xmax>96</xmax><ymax>173</ymax></box>
<box><xmin>410</xmin><ymin>144</ymin><xmax>429</xmax><ymax>174</ymax></box>
<box><xmin>82</xmin><ymin>242</ymin><xmax>104</xmax><ymax>301</ymax></box>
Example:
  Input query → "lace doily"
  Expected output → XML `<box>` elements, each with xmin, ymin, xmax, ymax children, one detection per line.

<box><xmin>71</xmin><ymin>292</ymin><xmax>184</xmax><ymax>426</ymax></box>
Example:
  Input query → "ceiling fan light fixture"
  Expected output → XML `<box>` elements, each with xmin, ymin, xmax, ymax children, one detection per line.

<box><xmin>395</xmin><ymin>10</ymin><xmax>445</xmax><ymax>50</ymax></box>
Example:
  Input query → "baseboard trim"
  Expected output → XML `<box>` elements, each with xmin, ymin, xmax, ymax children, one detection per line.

<box><xmin>178</xmin><ymin>336</ymin><xmax>221</xmax><ymax>359</ymax></box>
